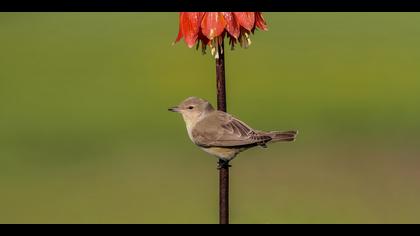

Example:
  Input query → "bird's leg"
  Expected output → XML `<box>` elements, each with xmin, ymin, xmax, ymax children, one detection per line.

<box><xmin>217</xmin><ymin>159</ymin><xmax>232</xmax><ymax>169</ymax></box>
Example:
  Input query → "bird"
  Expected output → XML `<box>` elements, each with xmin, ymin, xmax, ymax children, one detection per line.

<box><xmin>168</xmin><ymin>97</ymin><xmax>297</xmax><ymax>166</ymax></box>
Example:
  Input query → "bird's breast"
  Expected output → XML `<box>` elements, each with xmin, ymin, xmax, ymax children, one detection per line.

<box><xmin>185</xmin><ymin>123</ymin><xmax>195</xmax><ymax>142</ymax></box>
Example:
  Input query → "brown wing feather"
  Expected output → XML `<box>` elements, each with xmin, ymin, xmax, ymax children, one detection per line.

<box><xmin>192</xmin><ymin>111</ymin><xmax>271</xmax><ymax>147</ymax></box>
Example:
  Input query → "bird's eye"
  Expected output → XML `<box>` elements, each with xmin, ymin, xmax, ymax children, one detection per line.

<box><xmin>188</xmin><ymin>106</ymin><xmax>194</xmax><ymax>109</ymax></box>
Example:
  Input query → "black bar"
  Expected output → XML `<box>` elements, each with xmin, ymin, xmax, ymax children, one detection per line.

<box><xmin>1</xmin><ymin>0</ymin><xmax>420</xmax><ymax>12</ymax></box>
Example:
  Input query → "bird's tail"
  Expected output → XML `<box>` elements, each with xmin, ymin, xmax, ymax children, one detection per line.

<box><xmin>265</xmin><ymin>130</ymin><xmax>298</xmax><ymax>142</ymax></box>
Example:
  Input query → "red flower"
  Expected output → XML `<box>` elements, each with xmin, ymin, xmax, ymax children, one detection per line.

<box><xmin>174</xmin><ymin>12</ymin><xmax>268</xmax><ymax>57</ymax></box>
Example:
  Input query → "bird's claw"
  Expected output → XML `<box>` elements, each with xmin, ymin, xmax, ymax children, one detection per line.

<box><xmin>217</xmin><ymin>160</ymin><xmax>232</xmax><ymax>169</ymax></box>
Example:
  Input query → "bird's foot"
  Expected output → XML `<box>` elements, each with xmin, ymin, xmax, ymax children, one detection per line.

<box><xmin>217</xmin><ymin>160</ymin><xmax>232</xmax><ymax>169</ymax></box>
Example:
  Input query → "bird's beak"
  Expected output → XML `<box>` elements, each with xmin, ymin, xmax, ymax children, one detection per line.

<box><xmin>168</xmin><ymin>106</ymin><xmax>180</xmax><ymax>112</ymax></box>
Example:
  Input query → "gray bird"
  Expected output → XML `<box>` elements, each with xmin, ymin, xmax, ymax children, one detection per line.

<box><xmin>169</xmin><ymin>97</ymin><xmax>297</xmax><ymax>164</ymax></box>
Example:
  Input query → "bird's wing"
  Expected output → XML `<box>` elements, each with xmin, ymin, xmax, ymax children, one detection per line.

<box><xmin>191</xmin><ymin>111</ymin><xmax>272</xmax><ymax>147</ymax></box>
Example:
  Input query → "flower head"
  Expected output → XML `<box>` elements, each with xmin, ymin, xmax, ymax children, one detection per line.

<box><xmin>174</xmin><ymin>12</ymin><xmax>268</xmax><ymax>58</ymax></box>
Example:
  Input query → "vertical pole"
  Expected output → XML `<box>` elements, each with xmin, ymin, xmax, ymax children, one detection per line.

<box><xmin>216</xmin><ymin>41</ymin><xmax>229</xmax><ymax>224</ymax></box>
<box><xmin>216</xmin><ymin>42</ymin><xmax>227</xmax><ymax>112</ymax></box>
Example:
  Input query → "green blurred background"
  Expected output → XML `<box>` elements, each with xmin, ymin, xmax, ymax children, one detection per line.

<box><xmin>0</xmin><ymin>13</ymin><xmax>419</xmax><ymax>223</ymax></box>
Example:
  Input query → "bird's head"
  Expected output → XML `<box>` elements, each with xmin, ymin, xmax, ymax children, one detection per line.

<box><xmin>168</xmin><ymin>96</ymin><xmax>215</xmax><ymax>124</ymax></box>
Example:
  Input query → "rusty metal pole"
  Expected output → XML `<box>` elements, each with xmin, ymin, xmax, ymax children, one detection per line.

<box><xmin>216</xmin><ymin>41</ymin><xmax>229</xmax><ymax>224</ymax></box>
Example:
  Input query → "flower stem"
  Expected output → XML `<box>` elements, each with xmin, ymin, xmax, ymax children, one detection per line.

<box><xmin>216</xmin><ymin>41</ymin><xmax>229</xmax><ymax>224</ymax></box>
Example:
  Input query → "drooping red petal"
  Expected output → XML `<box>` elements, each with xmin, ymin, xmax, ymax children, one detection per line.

<box><xmin>197</xmin><ymin>31</ymin><xmax>210</xmax><ymax>45</ymax></box>
<box><xmin>201</xmin><ymin>12</ymin><xmax>227</xmax><ymax>40</ymax></box>
<box><xmin>222</xmin><ymin>12</ymin><xmax>240</xmax><ymax>39</ymax></box>
<box><xmin>180</xmin><ymin>12</ymin><xmax>204</xmax><ymax>48</ymax></box>
<box><xmin>255</xmin><ymin>12</ymin><xmax>268</xmax><ymax>31</ymax></box>
<box><xmin>174</xmin><ymin>13</ymin><xmax>183</xmax><ymax>43</ymax></box>
<box><xmin>233</xmin><ymin>12</ymin><xmax>255</xmax><ymax>31</ymax></box>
